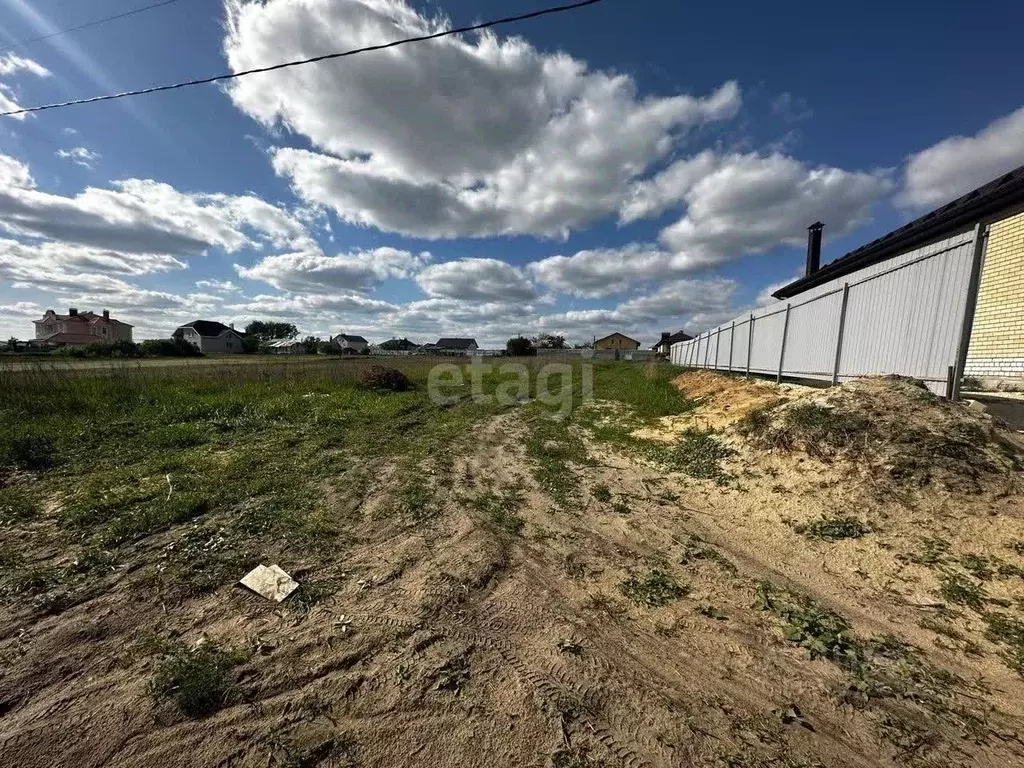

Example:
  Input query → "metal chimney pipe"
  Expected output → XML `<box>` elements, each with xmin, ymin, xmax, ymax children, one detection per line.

<box><xmin>806</xmin><ymin>221</ymin><xmax>824</xmax><ymax>277</ymax></box>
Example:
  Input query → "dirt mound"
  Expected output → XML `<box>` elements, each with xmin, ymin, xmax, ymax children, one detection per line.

<box><xmin>734</xmin><ymin>375</ymin><xmax>1022</xmax><ymax>490</ymax></box>
<box><xmin>632</xmin><ymin>370</ymin><xmax>789</xmax><ymax>440</ymax></box>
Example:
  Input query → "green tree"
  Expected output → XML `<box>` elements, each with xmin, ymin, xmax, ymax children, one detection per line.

<box><xmin>506</xmin><ymin>336</ymin><xmax>535</xmax><ymax>356</ymax></box>
<box><xmin>244</xmin><ymin>320</ymin><xmax>298</xmax><ymax>342</ymax></box>
<box><xmin>301</xmin><ymin>336</ymin><xmax>321</xmax><ymax>354</ymax></box>
<box><xmin>532</xmin><ymin>333</ymin><xmax>567</xmax><ymax>349</ymax></box>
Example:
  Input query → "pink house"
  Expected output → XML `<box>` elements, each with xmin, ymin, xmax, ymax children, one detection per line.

<box><xmin>33</xmin><ymin>308</ymin><xmax>133</xmax><ymax>347</ymax></box>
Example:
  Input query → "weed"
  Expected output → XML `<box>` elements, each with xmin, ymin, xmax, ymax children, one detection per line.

<box><xmin>1007</xmin><ymin>540</ymin><xmax>1024</xmax><ymax>557</ymax></box>
<box><xmin>793</xmin><ymin>515</ymin><xmax>870</xmax><ymax>542</ymax></box>
<box><xmin>5</xmin><ymin>567</ymin><xmax>62</xmax><ymax>596</ymax></box>
<box><xmin>583</xmin><ymin>592</ymin><xmax>627</xmax><ymax>618</ymax></box>
<box><xmin>150</xmin><ymin>641</ymin><xmax>249</xmax><ymax>718</ymax></box>
<box><xmin>467</xmin><ymin>486</ymin><xmax>525</xmax><ymax>536</ymax></box>
<box><xmin>620</xmin><ymin>568</ymin><xmax>688</xmax><ymax>607</ymax></box>
<box><xmin>393</xmin><ymin>478</ymin><xmax>437</xmax><ymax>523</ymax></box>
<box><xmin>672</xmin><ymin>428</ymin><xmax>733</xmax><ymax>483</ymax></box>
<box><xmin>563</xmin><ymin>553</ymin><xmax>586</xmax><ymax>579</ymax></box>
<box><xmin>754</xmin><ymin>582</ymin><xmax>860</xmax><ymax>665</ymax></box>
<box><xmin>434</xmin><ymin>656</ymin><xmax>470</xmax><ymax>694</ymax></box>
<box><xmin>611</xmin><ymin>500</ymin><xmax>630</xmax><ymax>515</ymax></box>
<box><xmin>908</xmin><ymin>537</ymin><xmax>951</xmax><ymax>565</ymax></box>
<box><xmin>960</xmin><ymin>554</ymin><xmax>995</xmax><ymax>581</ymax></box>
<box><xmin>0</xmin><ymin>485</ymin><xmax>40</xmax><ymax>524</ymax></box>
<box><xmin>698</xmin><ymin>605</ymin><xmax>728</xmax><ymax>621</ymax></box>
<box><xmin>741</xmin><ymin>401</ymin><xmax>870</xmax><ymax>460</ymax></box>
<box><xmin>936</xmin><ymin>570</ymin><xmax>987</xmax><ymax>611</ymax></box>
<box><xmin>525</xmin><ymin>410</ymin><xmax>589</xmax><ymax>508</ymax></box>
<box><xmin>556</xmin><ymin>638</ymin><xmax>584</xmax><ymax>656</ymax></box>
<box><xmin>3</xmin><ymin>433</ymin><xmax>55</xmax><ymax>470</ymax></box>
<box><xmin>591</xmin><ymin>483</ymin><xmax>612</xmax><ymax>503</ymax></box>
<box><xmin>679</xmin><ymin>535</ymin><xmax>737</xmax><ymax>573</ymax></box>
<box><xmin>983</xmin><ymin>613</ymin><xmax>1024</xmax><ymax>675</ymax></box>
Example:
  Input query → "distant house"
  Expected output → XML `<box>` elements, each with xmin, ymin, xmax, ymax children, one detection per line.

<box><xmin>595</xmin><ymin>332</ymin><xmax>640</xmax><ymax>351</ymax></box>
<box><xmin>267</xmin><ymin>338</ymin><xmax>305</xmax><ymax>354</ymax></box>
<box><xmin>33</xmin><ymin>308</ymin><xmax>133</xmax><ymax>347</ymax></box>
<box><xmin>331</xmin><ymin>333</ymin><xmax>369</xmax><ymax>354</ymax></box>
<box><xmin>377</xmin><ymin>337</ymin><xmax>418</xmax><ymax>352</ymax></box>
<box><xmin>435</xmin><ymin>337</ymin><xmax>478</xmax><ymax>353</ymax></box>
<box><xmin>652</xmin><ymin>330</ymin><xmax>693</xmax><ymax>355</ymax></box>
<box><xmin>173</xmin><ymin>320</ymin><xmax>245</xmax><ymax>354</ymax></box>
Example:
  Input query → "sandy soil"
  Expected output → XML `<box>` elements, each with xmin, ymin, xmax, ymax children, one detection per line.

<box><xmin>2</xmin><ymin>374</ymin><xmax>1024</xmax><ymax>767</ymax></box>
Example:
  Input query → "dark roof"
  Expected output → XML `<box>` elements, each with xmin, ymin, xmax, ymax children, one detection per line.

<box><xmin>774</xmin><ymin>163</ymin><xmax>1024</xmax><ymax>299</ymax></box>
<box><xmin>652</xmin><ymin>330</ymin><xmax>693</xmax><ymax>350</ymax></box>
<box><xmin>334</xmin><ymin>334</ymin><xmax>368</xmax><ymax>343</ymax></box>
<box><xmin>436</xmin><ymin>337</ymin><xmax>477</xmax><ymax>349</ymax></box>
<box><xmin>177</xmin><ymin>320</ymin><xmax>238</xmax><ymax>338</ymax></box>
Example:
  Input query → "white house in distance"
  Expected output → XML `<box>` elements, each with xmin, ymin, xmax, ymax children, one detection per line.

<box><xmin>173</xmin><ymin>320</ymin><xmax>245</xmax><ymax>354</ymax></box>
<box><xmin>267</xmin><ymin>338</ymin><xmax>306</xmax><ymax>354</ymax></box>
<box><xmin>33</xmin><ymin>308</ymin><xmax>133</xmax><ymax>347</ymax></box>
<box><xmin>331</xmin><ymin>333</ymin><xmax>369</xmax><ymax>354</ymax></box>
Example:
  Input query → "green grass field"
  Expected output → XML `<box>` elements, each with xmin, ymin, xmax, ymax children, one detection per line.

<box><xmin>0</xmin><ymin>356</ymin><xmax>690</xmax><ymax>611</ymax></box>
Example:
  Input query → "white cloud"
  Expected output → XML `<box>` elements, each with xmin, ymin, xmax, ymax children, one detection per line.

<box><xmin>56</xmin><ymin>146</ymin><xmax>101</xmax><ymax>169</ymax></box>
<box><xmin>0</xmin><ymin>239</ymin><xmax>186</xmax><ymax>281</ymax></box>
<box><xmin>0</xmin><ymin>53</ymin><xmax>50</xmax><ymax>119</ymax></box>
<box><xmin>416</xmin><ymin>258</ymin><xmax>535</xmax><ymax>301</ymax></box>
<box><xmin>235</xmin><ymin>247</ymin><xmax>429</xmax><ymax>293</ymax></box>
<box><xmin>195</xmin><ymin>279</ymin><xmax>243</xmax><ymax>293</ymax></box>
<box><xmin>771</xmin><ymin>92</ymin><xmax>812</xmax><ymax>123</ymax></box>
<box><xmin>532</xmin><ymin>153</ymin><xmax>890</xmax><ymax>299</ymax></box>
<box><xmin>0</xmin><ymin>53</ymin><xmax>51</xmax><ymax>78</ymax></box>
<box><xmin>224</xmin><ymin>0</ymin><xmax>740</xmax><ymax>238</ymax></box>
<box><xmin>900</xmin><ymin>106</ymin><xmax>1024</xmax><ymax>209</ymax></box>
<box><xmin>0</xmin><ymin>152</ymin><xmax>315</xmax><ymax>255</ymax></box>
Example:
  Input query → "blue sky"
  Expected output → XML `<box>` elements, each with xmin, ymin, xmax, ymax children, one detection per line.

<box><xmin>1</xmin><ymin>0</ymin><xmax>1023</xmax><ymax>346</ymax></box>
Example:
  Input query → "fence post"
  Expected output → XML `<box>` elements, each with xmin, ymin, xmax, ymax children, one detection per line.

<box><xmin>728</xmin><ymin>321</ymin><xmax>735</xmax><ymax>372</ymax></box>
<box><xmin>777</xmin><ymin>304</ymin><xmax>791</xmax><ymax>384</ymax></box>
<box><xmin>704</xmin><ymin>333</ymin><xmax>710</xmax><ymax>368</ymax></box>
<box><xmin>951</xmin><ymin>222</ymin><xmax>989</xmax><ymax>401</ymax></box>
<box><xmin>832</xmin><ymin>283</ymin><xmax>850</xmax><ymax>386</ymax></box>
<box><xmin>746</xmin><ymin>313</ymin><xmax>754</xmax><ymax>378</ymax></box>
<box><xmin>713</xmin><ymin>329</ymin><xmax>721</xmax><ymax>370</ymax></box>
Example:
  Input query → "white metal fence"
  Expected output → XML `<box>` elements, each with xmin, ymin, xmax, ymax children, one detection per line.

<box><xmin>671</xmin><ymin>227</ymin><xmax>985</xmax><ymax>396</ymax></box>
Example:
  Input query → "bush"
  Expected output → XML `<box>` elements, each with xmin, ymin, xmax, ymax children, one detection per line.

<box><xmin>151</xmin><ymin>642</ymin><xmax>248</xmax><ymax>718</ymax></box>
<box><xmin>505</xmin><ymin>336</ymin><xmax>535</xmax><ymax>356</ymax></box>
<box><xmin>4</xmin><ymin>433</ymin><xmax>56</xmax><ymax>470</ymax></box>
<box><xmin>359</xmin><ymin>364</ymin><xmax>412</xmax><ymax>392</ymax></box>
<box><xmin>138</xmin><ymin>338</ymin><xmax>204</xmax><ymax>357</ymax></box>
<box><xmin>57</xmin><ymin>339</ymin><xmax>139</xmax><ymax>358</ymax></box>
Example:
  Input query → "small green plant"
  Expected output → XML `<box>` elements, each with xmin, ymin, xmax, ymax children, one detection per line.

<box><xmin>679</xmin><ymin>535</ymin><xmax>736</xmax><ymax>573</ymax></box>
<box><xmin>620</xmin><ymin>568</ymin><xmax>688</xmax><ymax>607</ymax></box>
<box><xmin>909</xmin><ymin>537</ymin><xmax>951</xmax><ymax>565</ymax></box>
<box><xmin>794</xmin><ymin>515</ymin><xmax>870</xmax><ymax>542</ymax></box>
<box><xmin>698</xmin><ymin>605</ymin><xmax>728</xmax><ymax>621</ymax></box>
<box><xmin>591</xmin><ymin>483</ymin><xmax>612</xmax><ymax>503</ymax></box>
<box><xmin>960</xmin><ymin>554</ymin><xmax>995</xmax><ymax>581</ymax></box>
<box><xmin>151</xmin><ymin>641</ymin><xmax>249</xmax><ymax>718</ymax></box>
<box><xmin>434</xmin><ymin>655</ymin><xmax>470</xmax><ymax>694</ymax></box>
<box><xmin>467</xmin><ymin>486</ymin><xmax>525</xmax><ymax>535</ymax></box>
<box><xmin>1007</xmin><ymin>540</ymin><xmax>1024</xmax><ymax>557</ymax></box>
<box><xmin>672</xmin><ymin>428</ymin><xmax>733</xmax><ymax>483</ymax></box>
<box><xmin>0</xmin><ymin>485</ymin><xmax>40</xmax><ymax>523</ymax></box>
<box><xmin>983</xmin><ymin>613</ymin><xmax>1024</xmax><ymax>675</ymax></box>
<box><xmin>611</xmin><ymin>500</ymin><xmax>630</xmax><ymax>515</ymax></box>
<box><xmin>552</xmin><ymin>746</ymin><xmax>602</xmax><ymax>768</ymax></box>
<box><xmin>754</xmin><ymin>582</ymin><xmax>861</xmax><ymax>665</ymax></box>
<box><xmin>4</xmin><ymin>433</ymin><xmax>55</xmax><ymax>470</ymax></box>
<box><xmin>936</xmin><ymin>570</ymin><xmax>987</xmax><ymax>612</ymax></box>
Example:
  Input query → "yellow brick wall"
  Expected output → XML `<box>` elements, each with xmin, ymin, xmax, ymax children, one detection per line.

<box><xmin>965</xmin><ymin>211</ymin><xmax>1024</xmax><ymax>376</ymax></box>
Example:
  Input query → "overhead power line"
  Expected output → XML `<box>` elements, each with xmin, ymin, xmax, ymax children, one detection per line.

<box><xmin>0</xmin><ymin>0</ymin><xmax>605</xmax><ymax>118</ymax></box>
<box><xmin>0</xmin><ymin>0</ymin><xmax>186</xmax><ymax>57</ymax></box>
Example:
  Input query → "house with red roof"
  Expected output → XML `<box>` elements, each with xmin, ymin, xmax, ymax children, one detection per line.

<box><xmin>33</xmin><ymin>308</ymin><xmax>133</xmax><ymax>347</ymax></box>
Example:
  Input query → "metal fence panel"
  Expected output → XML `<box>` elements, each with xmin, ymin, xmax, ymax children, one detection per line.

<box><xmin>732</xmin><ymin>319</ymin><xmax>751</xmax><ymax>371</ymax></box>
<box><xmin>747</xmin><ymin>309</ymin><xmax>786</xmax><ymax>374</ymax></box>
<box><xmin>784</xmin><ymin>290</ymin><xmax>844</xmax><ymax>379</ymax></box>
<box><xmin>670</xmin><ymin>228</ymin><xmax>979</xmax><ymax>395</ymax></box>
